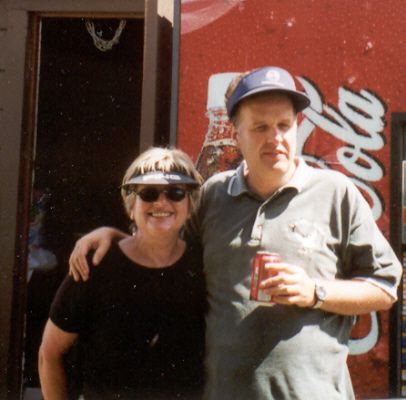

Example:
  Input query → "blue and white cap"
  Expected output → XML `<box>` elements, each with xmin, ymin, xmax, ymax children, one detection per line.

<box><xmin>226</xmin><ymin>66</ymin><xmax>310</xmax><ymax>118</ymax></box>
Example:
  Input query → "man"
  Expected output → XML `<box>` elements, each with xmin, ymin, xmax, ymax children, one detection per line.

<box><xmin>69</xmin><ymin>66</ymin><xmax>401</xmax><ymax>399</ymax></box>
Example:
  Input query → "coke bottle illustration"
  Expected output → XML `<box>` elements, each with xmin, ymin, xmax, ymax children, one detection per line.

<box><xmin>196</xmin><ymin>73</ymin><xmax>243</xmax><ymax>180</ymax></box>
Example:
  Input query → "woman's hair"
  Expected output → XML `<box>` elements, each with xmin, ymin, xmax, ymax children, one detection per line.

<box><xmin>121</xmin><ymin>147</ymin><xmax>203</xmax><ymax>217</ymax></box>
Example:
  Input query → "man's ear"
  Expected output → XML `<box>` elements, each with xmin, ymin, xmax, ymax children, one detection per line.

<box><xmin>232</xmin><ymin>125</ymin><xmax>238</xmax><ymax>141</ymax></box>
<box><xmin>232</xmin><ymin>125</ymin><xmax>241</xmax><ymax>149</ymax></box>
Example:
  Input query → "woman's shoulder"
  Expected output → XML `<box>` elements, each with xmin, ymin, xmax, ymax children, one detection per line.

<box><xmin>86</xmin><ymin>242</ymin><xmax>131</xmax><ymax>277</ymax></box>
<box><xmin>182</xmin><ymin>240</ymin><xmax>203</xmax><ymax>260</ymax></box>
<box><xmin>177</xmin><ymin>242</ymin><xmax>204</xmax><ymax>274</ymax></box>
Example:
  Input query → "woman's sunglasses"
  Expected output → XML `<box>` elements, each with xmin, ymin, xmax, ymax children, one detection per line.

<box><xmin>134</xmin><ymin>187</ymin><xmax>189</xmax><ymax>203</ymax></box>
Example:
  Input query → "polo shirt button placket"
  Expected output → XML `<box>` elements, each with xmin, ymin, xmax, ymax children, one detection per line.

<box><xmin>248</xmin><ymin>209</ymin><xmax>264</xmax><ymax>247</ymax></box>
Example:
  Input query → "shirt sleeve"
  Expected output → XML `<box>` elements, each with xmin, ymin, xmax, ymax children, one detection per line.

<box><xmin>49</xmin><ymin>274</ymin><xmax>88</xmax><ymax>333</ymax></box>
<box><xmin>344</xmin><ymin>184</ymin><xmax>402</xmax><ymax>300</ymax></box>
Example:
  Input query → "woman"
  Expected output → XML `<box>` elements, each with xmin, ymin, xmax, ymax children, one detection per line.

<box><xmin>38</xmin><ymin>147</ymin><xmax>206</xmax><ymax>400</ymax></box>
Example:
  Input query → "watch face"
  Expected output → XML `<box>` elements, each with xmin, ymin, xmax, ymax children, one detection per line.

<box><xmin>316</xmin><ymin>284</ymin><xmax>327</xmax><ymax>301</ymax></box>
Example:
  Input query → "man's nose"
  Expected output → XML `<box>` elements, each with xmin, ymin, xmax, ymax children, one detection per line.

<box><xmin>265</xmin><ymin>127</ymin><xmax>282</xmax><ymax>142</ymax></box>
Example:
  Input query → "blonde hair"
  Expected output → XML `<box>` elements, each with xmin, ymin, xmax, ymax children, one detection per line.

<box><xmin>121</xmin><ymin>147</ymin><xmax>203</xmax><ymax>217</ymax></box>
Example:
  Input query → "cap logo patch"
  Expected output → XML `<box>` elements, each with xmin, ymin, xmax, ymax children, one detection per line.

<box><xmin>261</xmin><ymin>69</ymin><xmax>284</xmax><ymax>87</ymax></box>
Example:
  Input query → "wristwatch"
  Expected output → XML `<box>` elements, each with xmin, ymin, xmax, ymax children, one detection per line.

<box><xmin>312</xmin><ymin>281</ymin><xmax>327</xmax><ymax>309</ymax></box>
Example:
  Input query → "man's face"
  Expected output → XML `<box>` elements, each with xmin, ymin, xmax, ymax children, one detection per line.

<box><xmin>234</xmin><ymin>92</ymin><xmax>298</xmax><ymax>183</ymax></box>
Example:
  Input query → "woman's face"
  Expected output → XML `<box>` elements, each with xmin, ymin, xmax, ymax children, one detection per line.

<box><xmin>130</xmin><ymin>185</ymin><xmax>190</xmax><ymax>238</ymax></box>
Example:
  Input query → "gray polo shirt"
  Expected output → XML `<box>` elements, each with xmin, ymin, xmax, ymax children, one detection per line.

<box><xmin>193</xmin><ymin>158</ymin><xmax>401</xmax><ymax>400</ymax></box>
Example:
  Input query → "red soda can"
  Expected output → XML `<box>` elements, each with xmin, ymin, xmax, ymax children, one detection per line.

<box><xmin>250</xmin><ymin>251</ymin><xmax>281</xmax><ymax>304</ymax></box>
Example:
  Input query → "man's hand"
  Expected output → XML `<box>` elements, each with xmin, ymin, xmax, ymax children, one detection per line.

<box><xmin>68</xmin><ymin>227</ymin><xmax>128</xmax><ymax>281</ymax></box>
<box><xmin>259</xmin><ymin>259</ymin><xmax>396</xmax><ymax>315</ymax></box>
<box><xmin>259</xmin><ymin>262</ymin><xmax>316</xmax><ymax>308</ymax></box>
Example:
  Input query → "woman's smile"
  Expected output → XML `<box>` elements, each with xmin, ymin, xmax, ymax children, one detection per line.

<box><xmin>148</xmin><ymin>211</ymin><xmax>174</xmax><ymax>218</ymax></box>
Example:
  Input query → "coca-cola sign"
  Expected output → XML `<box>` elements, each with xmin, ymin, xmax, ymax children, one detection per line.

<box><xmin>298</xmin><ymin>77</ymin><xmax>386</xmax><ymax>221</ymax></box>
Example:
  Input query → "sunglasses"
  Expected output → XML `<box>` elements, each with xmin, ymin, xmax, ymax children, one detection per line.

<box><xmin>134</xmin><ymin>187</ymin><xmax>189</xmax><ymax>203</ymax></box>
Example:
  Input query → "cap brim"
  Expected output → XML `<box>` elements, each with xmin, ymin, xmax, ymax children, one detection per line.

<box><xmin>234</xmin><ymin>86</ymin><xmax>311</xmax><ymax>114</ymax></box>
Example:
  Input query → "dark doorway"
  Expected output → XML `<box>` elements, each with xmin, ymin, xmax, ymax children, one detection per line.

<box><xmin>24</xmin><ymin>16</ymin><xmax>144</xmax><ymax>393</ymax></box>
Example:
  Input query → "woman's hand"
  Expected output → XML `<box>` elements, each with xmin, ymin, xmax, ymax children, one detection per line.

<box><xmin>69</xmin><ymin>227</ymin><xmax>129</xmax><ymax>281</ymax></box>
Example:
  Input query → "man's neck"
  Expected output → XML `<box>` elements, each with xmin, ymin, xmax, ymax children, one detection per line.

<box><xmin>244</xmin><ymin>160</ymin><xmax>298</xmax><ymax>199</ymax></box>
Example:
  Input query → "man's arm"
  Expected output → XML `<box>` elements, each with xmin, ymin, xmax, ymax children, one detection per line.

<box><xmin>311</xmin><ymin>277</ymin><xmax>395</xmax><ymax>314</ymax></box>
<box><xmin>38</xmin><ymin>319</ymin><xmax>78</xmax><ymax>400</ymax></box>
<box><xmin>69</xmin><ymin>227</ymin><xmax>129</xmax><ymax>281</ymax></box>
<box><xmin>261</xmin><ymin>262</ymin><xmax>396</xmax><ymax>315</ymax></box>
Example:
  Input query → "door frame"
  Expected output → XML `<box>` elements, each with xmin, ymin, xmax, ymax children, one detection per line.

<box><xmin>0</xmin><ymin>1</ymin><xmax>177</xmax><ymax>398</ymax></box>
<box><xmin>390</xmin><ymin>112</ymin><xmax>406</xmax><ymax>397</ymax></box>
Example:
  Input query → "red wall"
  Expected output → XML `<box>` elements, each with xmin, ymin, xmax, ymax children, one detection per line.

<box><xmin>177</xmin><ymin>0</ymin><xmax>406</xmax><ymax>397</ymax></box>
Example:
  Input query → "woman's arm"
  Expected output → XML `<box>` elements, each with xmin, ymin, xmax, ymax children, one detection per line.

<box><xmin>38</xmin><ymin>319</ymin><xmax>78</xmax><ymax>400</ymax></box>
<box><xmin>69</xmin><ymin>227</ymin><xmax>129</xmax><ymax>281</ymax></box>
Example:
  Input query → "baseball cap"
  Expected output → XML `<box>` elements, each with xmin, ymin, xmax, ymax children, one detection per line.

<box><xmin>226</xmin><ymin>66</ymin><xmax>311</xmax><ymax>118</ymax></box>
<box><xmin>123</xmin><ymin>171</ymin><xmax>200</xmax><ymax>188</ymax></box>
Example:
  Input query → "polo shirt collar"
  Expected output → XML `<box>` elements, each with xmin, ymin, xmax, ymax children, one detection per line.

<box><xmin>228</xmin><ymin>161</ymin><xmax>250</xmax><ymax>196</ymax></box>
<box><xmin>227</xmin><ymin>157</ymin><xmax>311</xmax><ymax>197</ymax></box>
